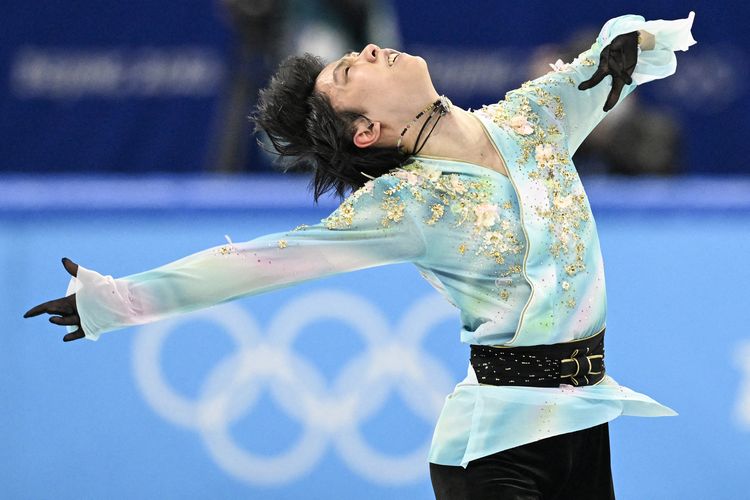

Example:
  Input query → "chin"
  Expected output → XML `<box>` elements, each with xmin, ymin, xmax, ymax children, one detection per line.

<box><xmin>398</xmin><ymin>52</ymin><xmax>424</xmax><ymax>65</ymax></box>
<box><xmin>404</xmin><ymin>54</ymin><xmax>427</xmax><ymax>71</ymax></box>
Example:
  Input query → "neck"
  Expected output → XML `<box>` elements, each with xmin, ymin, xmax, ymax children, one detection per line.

<box><xmin>396</xmin><ymin>95</ymin><xmax>448</xmax><ymax>154</ymax></box>
<box><xmin>399</xmin><ymin>104</ymin><xmax>484</xmax><ymax>161</ymax></box>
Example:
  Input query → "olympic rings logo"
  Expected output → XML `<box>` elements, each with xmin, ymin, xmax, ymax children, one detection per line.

<box><xmin>131</xmin><ymin>290</ymin><xmax>458</xmax><ymax>485</ymax></box>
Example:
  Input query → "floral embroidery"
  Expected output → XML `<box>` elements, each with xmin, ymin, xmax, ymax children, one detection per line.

<box><xmin>411</xmin><ymin>165</ymin><xmax>515</xmax><ymax>230</ymax></box>
<box><xmin>534</xmin><ymin>143</ymin><xmax>556</xmax><ymax>167</ymax></box>
<box><xmin>323</xmin><ymin>180</ymin><xmax>375</xmax><ymax>229</ymax></box>
<box><xmin>549</xmin><ymin>59</ymin><xmax>572</xmax><ymax>72</ymax></box>
<box><xmin>277</xmin><ymin>240</ymin><xmax>287</xmax><ymax>249</ymax></box>
<box><xmin>324</xmin><ymin>202</ymin><xmax>356</xmax><ymax>229</ymax></box>
<box><xmin>393</xmin><ymin>169</ymin><xmax>422</xmax><ymax>187</ymax></box>
<box><xmin>427</xmin><ymin>204</ymin><xmax>445</xmax><ymax>225</ymax></box>
<box><xmin>474</xmin><ymin>50</ymin><xmax>605</xmax><ymax>310</ymax></box>
<box><xmin>322</xmin><ymin>160</ymin><xmax>525</xmax><ymax>302</ymax></box>
<box><xmin>448</xmin><ymin>174</ymin><xmax>468</xmax><ymax>194</ymax></box>
<box><xmin>479</xmin><ymin>230</ymin><xmax>523</xmax><ymax>264</ymax></box>
<box><xmin>474</xmin><ymin>203</ymin><xmax>499</xmax><ymax>229</ymax></box>
<box><xmin>380</xmin><ymin>195</ymin><xmax>405</xmax><ymax>227</ymax></box>
<box><xmin>378</xmin><ymin>162</ymin><xmax>526</xmax><ymax>298</ymax></box>
<box><xmin>509</xmin><ymin>114</ymin><xmax>534</xmax><ymax>135</ymax></box>
<box><xmin>423</xmin><ymin>166</ymin><xmax>442</xmax><ymax>183</ymax></box>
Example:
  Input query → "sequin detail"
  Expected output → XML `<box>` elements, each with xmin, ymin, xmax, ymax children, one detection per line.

<box><xmin>323</xmin><ymin>180</ymin><xmax>375</xmax><ymax>230</ymax></box>
<box><xmin>214</xmin><ymin>234</ymin><xmax>241</xmax><ymax>257</ymax></box>
<box><xmin>322</xmin><ymin>162</ymin><xmax>525</xmax><ymax>301</ymax></box>
<box><xmin>476</xmin><ymin>61</ymin><xmax>602</xmax><ymax>309</ymax></box>
<box><xmin>387</xmin><ymin>162</ymin><xmax>524</xmax><ymax>298</ymax></box>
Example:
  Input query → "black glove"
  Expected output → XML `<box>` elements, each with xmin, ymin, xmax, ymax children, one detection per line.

<box><xmin>578</xmin><ymin>31</ymin><xmax>639</xmax><ymax>112</ymax></box>
<box><xmin>23</xmin><ymin>257</ymin><xmax>86</xmax><ymax>342</ymax></box>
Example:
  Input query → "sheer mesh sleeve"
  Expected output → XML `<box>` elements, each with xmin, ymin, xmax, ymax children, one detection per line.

<box><xmin>68</xmin><ymin>175</ymin><xmax>426</xmax><ymax>340</ymax></box>
<box><xmin>503</xmin><ymin>12</ymin><xmax>696</xmax><ymax>154</ymax></box>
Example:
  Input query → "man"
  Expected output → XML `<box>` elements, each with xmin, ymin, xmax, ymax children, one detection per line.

<box><xmin>26</xmin><ymin>12</ymin><xmax>695</xmax><ymax>499</ymax></box>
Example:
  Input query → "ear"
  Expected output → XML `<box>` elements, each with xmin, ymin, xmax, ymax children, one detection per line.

<box><xmin>352</xmin><ymin>120</ymin><xmax>381</xmax><ymax>149</ymax></box>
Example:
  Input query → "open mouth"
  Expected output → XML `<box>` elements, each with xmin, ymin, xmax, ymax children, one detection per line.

<box><xmin>387</xmin><ymin>51</ymin><xmax>400</xmax><ymax>67</ymax></box>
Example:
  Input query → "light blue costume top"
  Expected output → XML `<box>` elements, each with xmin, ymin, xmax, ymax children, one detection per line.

<box><xmin>68</xmin><ymin>13</ymin><xmax>696</xmax><ymax>467</ymax></box>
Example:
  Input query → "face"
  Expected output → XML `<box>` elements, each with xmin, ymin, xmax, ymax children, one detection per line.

<box><xmin>314</xmin><ymin>44</ymin><xmax>439</xmax><ymax>145</ymax></box>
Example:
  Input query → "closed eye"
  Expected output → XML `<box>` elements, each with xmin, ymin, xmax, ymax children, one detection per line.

<box><xmin>338</xmin><ymin>52</ymin><xmax>358</xmax><ymax>84</ymax></box>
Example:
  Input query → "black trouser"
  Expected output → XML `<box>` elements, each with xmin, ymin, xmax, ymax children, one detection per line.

<box><xmin>430</xmin><ymin>423</ymin><xmax>615</xmax><ymax>500</ymax></box>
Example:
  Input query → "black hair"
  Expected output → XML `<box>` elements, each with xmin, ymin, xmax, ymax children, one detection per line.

<box><xmin>251</xmin><ymin>53</ymin><xmax>409</xmax><ymax>202</ymax></box>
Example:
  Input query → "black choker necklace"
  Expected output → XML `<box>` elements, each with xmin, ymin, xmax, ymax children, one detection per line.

<box><xmin>397</xmin><ymin>95</ymin><xmax>452</xmax><ymax>156</ymax></box>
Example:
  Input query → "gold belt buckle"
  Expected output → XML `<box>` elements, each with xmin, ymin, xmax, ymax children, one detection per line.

<box><xmin>560</xmin><ymin>347</ymin><xmax>604</xmax><ymax>386</ymax></box>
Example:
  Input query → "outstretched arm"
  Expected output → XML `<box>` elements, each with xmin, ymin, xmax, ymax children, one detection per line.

<box><xmin>24</xmin><ymin>175</ymin><xmax>426</xmax><ymax>341</ymax></box>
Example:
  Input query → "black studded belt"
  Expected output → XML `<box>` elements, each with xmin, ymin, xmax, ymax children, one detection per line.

<box><xmin>470</xmin><ymin>328</ymin><xmax>606</xmax><ymax>387</ymax></box>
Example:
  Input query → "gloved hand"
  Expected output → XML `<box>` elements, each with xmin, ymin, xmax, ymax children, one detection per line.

<box><xmin>578</xmin><ymin>31</ymin><xmax>639</xmax><ymax>112</ymax></box>
<box><xmin>23</xmin><ymin>257</ymin><xmax>86</xmax><ymax>342</ymax></box>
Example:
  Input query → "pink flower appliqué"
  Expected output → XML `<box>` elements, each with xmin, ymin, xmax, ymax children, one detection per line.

<box><xmin>509</xmin><ymin>115</ymin><xmax>534</xmax><ymax>136</ymax></box>
<box><xmin>474</xmin><ymin>203</ymin><xmax>499</xmax><ymax>229</ymax></box>
<box><xmin>535</xmin><ymin>143</ymin><xmax>556</xmax><ymax>167</ymax></box>
<box><xmin>448</xmin><ymin>174</ymin><xmax>468</xmax><ymax>194</ymax></box>
<box><xmin>549</xmin><ymin>59</ymin><xmax>572</xmax><ymax>72</ymax></box>
<box><xmin>423</xmin><ymin>166</ymin><xmax>442</xmax><ymax>183</ymax></box>
<box><xmin>394</xmin><ymin>169</ymin><xmax>422</xmax><ymax>186</ymax></box>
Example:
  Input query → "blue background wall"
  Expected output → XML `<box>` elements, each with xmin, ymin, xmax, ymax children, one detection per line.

<box><xmin>2</xmin><ymin>177</ymin><xmax>750</xmax><ymax>499</ymax></box>
<box><xmin>1</xmin><ymin>1</ymin><xmax>747</xmax><ymax>174</ymax></box>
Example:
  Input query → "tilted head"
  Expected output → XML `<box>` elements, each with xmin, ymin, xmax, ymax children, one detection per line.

<box><xmin>252</xmin><ymin>44</ymin><xmax>439</xmax><ymax>202</ymax></box>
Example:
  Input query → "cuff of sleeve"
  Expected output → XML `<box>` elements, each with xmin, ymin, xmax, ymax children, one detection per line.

<box><xmin>66</xmin><ymin>265</ymin><xmax>131</xmax><ymax>341</ymax></box>
<box><xmin>599</xmin><ymin>12</ymin><xmax>697</xmax><ymax>85</ymax></box>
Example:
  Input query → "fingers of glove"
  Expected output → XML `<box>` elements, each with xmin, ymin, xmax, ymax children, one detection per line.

<box><xmin>603</xmin><ymin>78</ymin><xmax>626</xmax><ymax>112</ymax></box>
<box><xmin>62</xmin><ymin>257</ymin><xmax>79</xmax><ymax>277</ymax></box>
<box><xmin>49</xmin><ymin>314</ymin><xmax>81</xmax><ymax>327</ymax></box>
<box><xmin>611</xmin><ymin>63</ymin><xmax>632</xmax><ymax>85</ymax></box>
<box><xmin>578</xmin><ymin>68</ymin><xmax>608</xmax><ymax>91</ymax></box>
<box><xmin>23</xmin><ymin>302</ymin><xmax>48</xmax><ymax>318</ymax></box>
<box><xmin>622</xmin><ymin>55</ymin><xmax>638</xmax><ymax>83</ymax></box>
<box><xmin>63</xmin><ymin>329</ymin><xmax>86</xmax><ymax>342</ymax></box>
<box><xmin>578</xmin><ymin>46</ymin><xmax>610</xmax><ymax>90</ymax></box>
<box><xmin>24</xmin><ymin>297</ymin><xmax>75</xmax><ymax>318</ymax></box>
